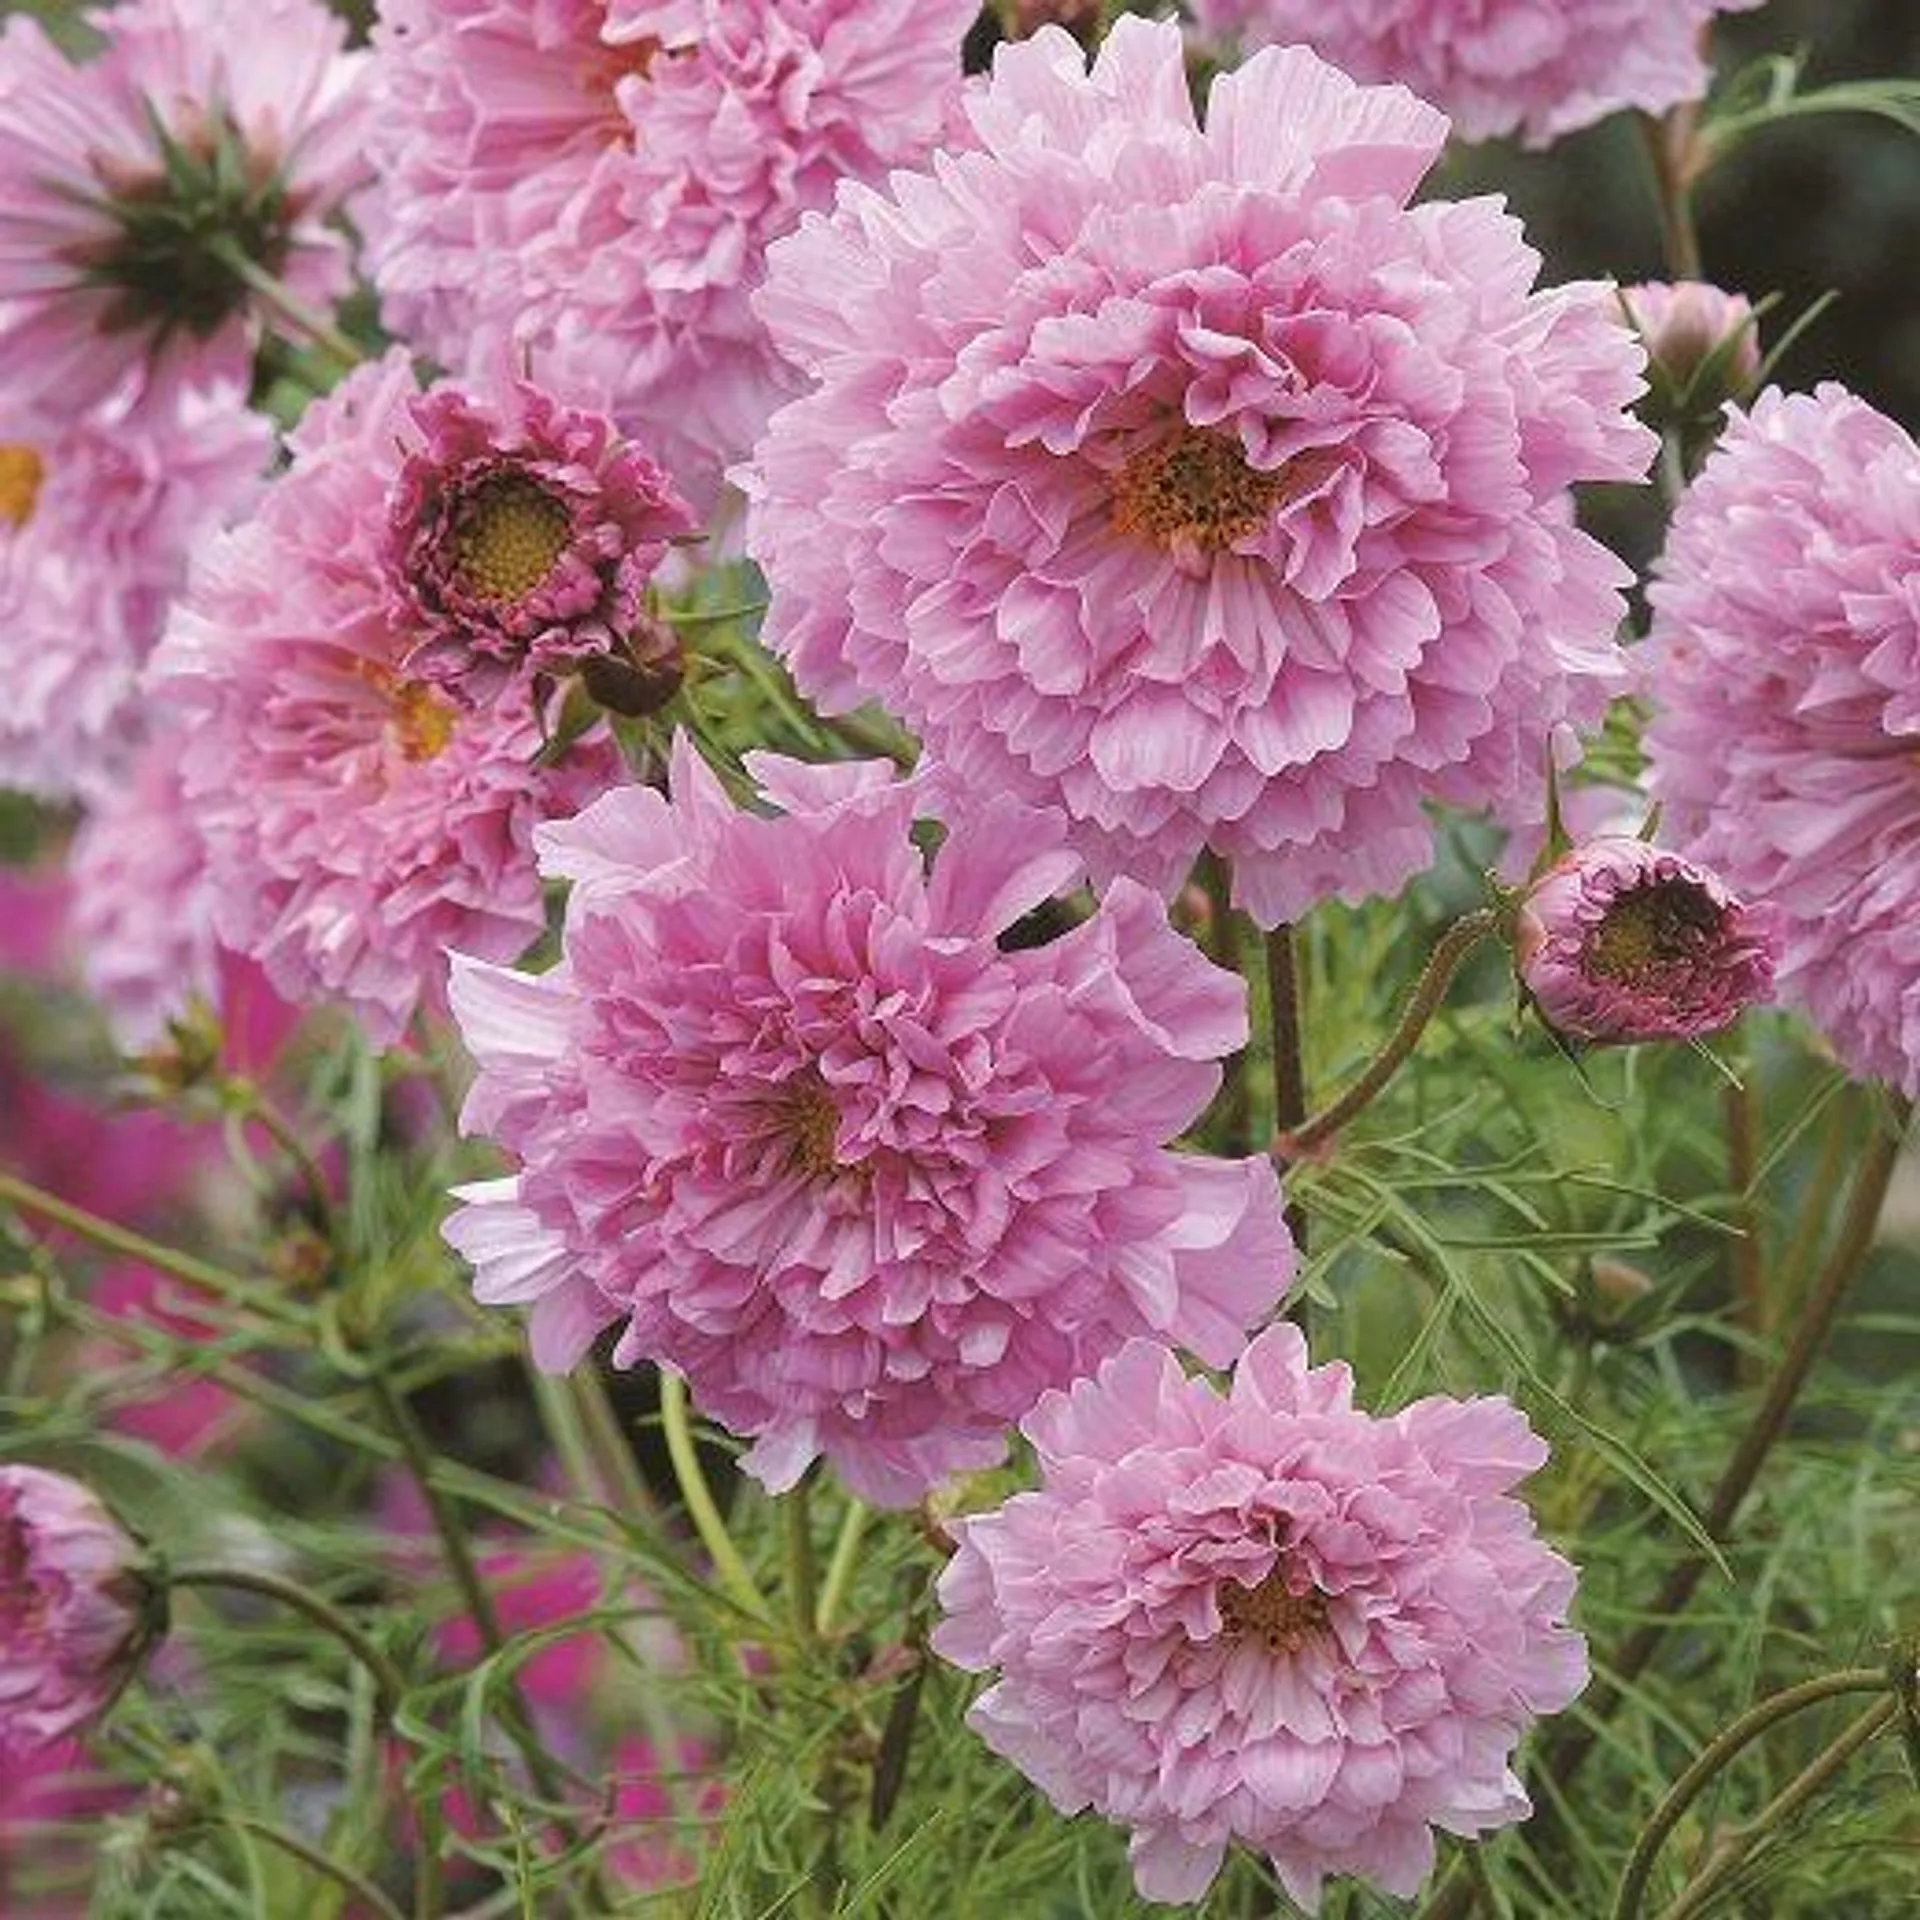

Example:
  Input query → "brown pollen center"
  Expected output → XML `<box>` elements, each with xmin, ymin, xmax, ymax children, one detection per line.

<box><xmin>1217</xmin><ymin>1562</ymin><xmax>1331</xmax><ymax>1659</ymax></box>
<box><xmin>1589</xmin><ymin>878</ymin><xmax>1721</xmax><ymax>984</ymax></box>
<box><xmin>1112</xmin><ymin>428</ymin><xmax>1292</xmax><ymax>553</ymax></box>
<box><xmin>789</xmin><ymin>1082</ymin><xmax>847</xmax><ymax>1181</ymax></box>
<box><xmin>0</xmin><ymin>444</ymin><xmax>44</xmax><ymax>528</ymax></box>
<box><xmin>451</xmin><ymin>473</ymin><xmax>572</xmax><ymax>605</ymax></box>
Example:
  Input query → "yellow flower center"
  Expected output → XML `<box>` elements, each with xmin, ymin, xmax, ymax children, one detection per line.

<box><xmin>390</xmin><ymin>680</ymin><xmax>458</xmax><ymax>763</ymax></box>
<box><xmin>1589</xmin><ymin>878</ymin><xmax>1720</xmax><ymax>983</ymax></box>
<box><xmin>1112</xmin><ymin>428</ymin><xmax>1319</xmax><ymax>554</ymax></box>
<box><xmin>0</xmin><ymin>444</ymin><xmax>44</xmax><ymax>528</ymax></box>
<box><xmin>1217</xmin><ymin>1562</ymin><xmax>1331</xmax><ymax>1659</ymax></box>
<box><xmin>451</xmin><ymin>474</ymin><xmax>572</xmax><ymax>606</ymax></box>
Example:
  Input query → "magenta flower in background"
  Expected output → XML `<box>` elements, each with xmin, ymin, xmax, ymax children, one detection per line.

<box><xmin>746</xmin><ymin>20</ymin><xmax>1654</xmax><ymax>927</ymax></box>
<box><xmin>0</xmin><ymin>394</ymin><xmax>269</xmax><ymax>805</ymax></box>
<box><xmin>0</xmin><ymin>0</ymin><xmax>368</xmax><ymax>423</ymax></box>
<box><xmin>360</xmin><ymin>0</ymin><xmax>977</xmax><ymax>507</ymax></box>
<box><xmin>1644</xmin><ymin>384</ymin><xmax>1920</xmax><ymax>1096</ymax></box>
<box><xmin>0</xmin><ymin>1467</ymin><xmax>155</xmax><ymax>1760</ymax></box>
<box><xmin>445</xmin><ymin>735</ymin><xmax>1295</xmax><ymax>1505</ymax></box>
<box><xmin>1515</xmin><ymin>835</ymin><xmax>1778</xmax><ymax>1045</ymax></box>
<box><xmin>932</xmin><ymin>1328</ymin><xmax>1587</xmax><ymax>1911</ymax></box>
<box><xmin>149</xmin><ymin>351</ymin><xmax>628</xmax><ymax>1048</ymax></box>
<box><xmin>386</xmin><ymin>379</ymin><xmax>693</xmax><ymax>704</ymax></box>
<box><xmin>1187</xmin><ymin>0</ymin><xmax>1760</xmax><ymax>149</ymax></box>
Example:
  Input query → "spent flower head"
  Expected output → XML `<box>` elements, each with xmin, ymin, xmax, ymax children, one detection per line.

<box><xmin>1514</xmin><ymin>835</ymin><xmax>1779</xmax><ymax>1046</ymax></box>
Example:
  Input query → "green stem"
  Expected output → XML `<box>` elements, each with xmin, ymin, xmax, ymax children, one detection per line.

<box><xmin>0</xmin><ymin>1170</ymin><xmax>310</xmax><ymax>1329</ymax></box>
<box><xmin>1420</xmin><ymin>1099</ymin><xmax>1911</xmax><ymax>1920</ymax></box>
<box><xmin>816</xmin><ymin>1499</ymin><xmax>871</xmax><ymax>1637</ymax></box>
<box><xmin>227</xmin><ymin>1812</ymin><xmax>407</xmax><ymax>1920</ymax></box>
<box><xmin>366</xmin><ymin>1367</ymin><xmax>579</xmax><ymax>1822</ymax></box>
<box><xmin>1277</xmin><ymin>910</ymin><xmax>1498</xmax><ymax>1159</ymax></box>
<box><xmin>209</xmin><ymin>235</ymin><xmax>363</xmax><ymax>372</ymax></box>
<box><xmin>1639</xmin><ymin>107</ymin><xmax>1704</xmax><ymax>282</ymax></box>
<box><xmin>785</xmin><ymin>1475</ymin><xmax>820</xmax><ymax>1649</ymax></box>
<box><xmin>224</xmin><ymin>1077</ymin><xmax>336</xmax><ymax>1237</ymax></box>
<box><xmin>1265</xmin><ymin>922</ymin><xmax>1310</xmax><ymax>1255</ymax></box>
<box><xmin>168</xmin><ymin>1564</ymin><xmax>405</xmax><ymax>1719</ymax></box>
<box><xmin>1612</xmin><ymin>1668</ymin><xmax>1890</xmax><ymax>1920</ymax></box>
<box><xmin>1659</xmin><ymin>1696</ymin><xmax>1899</xmax><ymax>1920</ymax></box>
<box><xmin>658</xmin><ymin>1368</ymin><xmax>775</xmax><ymax>1626</ymax></box>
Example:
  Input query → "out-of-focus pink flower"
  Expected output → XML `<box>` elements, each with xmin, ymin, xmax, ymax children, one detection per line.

<box><xmin>84</xmin><ymin>1264</ymin><xmax>247</xmax><ymax>1460</ymax></box>
<box><xmin>149</xmin><ymin>351</ymin><xmax>626</xmax><ymax>1048</ymax></box>
<box><xmin>385</xmin><ymin>380</ymin><xmax>692</xmax><ymax>704</ymax></box>
<box><xmin>605</xmin><ymin>1734</ymin><xmax>721</xmax><ymax>1891</ymax></box>
<box><xmin>745</xmin><ymin>20</ymin><xmax>1654</xmax><ymax>927</ymax></box>
<box><xmin>1645</xmin><ymin>385</ymin><xmax>1920</xmax><ymax>1095</ymax></box>
<box><xmin>67</xmin><ymin>729</ymin><xmax>305</xmax><ymax>1063</ymax></box>
<box><xmin>0</xmin><ymin>1468</ymin><xmax>155</xmax><ymax>1760</ymax></box>
<box><xmin>446</xmin><ymin>735</ymin><xmax>1295</xmax><ymax>1506</ymax></box>
<box><xmin>932</xmin><ymin>1328</ymin><xmax>1587</xmax><ymax>1911</ymax></box>
<box><xmin>0</xmin><ymin>393</ymin><xmax>268</xmax><ymax>804</ymax></box>
<box><xmin>0</xmin><ymin>0</ymin><xmax>369</xmax><ymax>423</ymax></box>
<box><xmin>0</xmin><ymin>1737</ymin><xmax>127</xmax><ymax>1917</ymax></box>
<box><xmin>359</xmin><ymin>0</ymin><xmax>977</xmax><ymax>506</ymax></box>
<box><xmin>1188</xmin><ymin>0</ymin><xmax>1760</xmax><ymax>149</ymax></box>
<box><xmin>1514</xmin><ymin>835</ymin><xmax>1777</xmax><ymax>1045</ymax></box>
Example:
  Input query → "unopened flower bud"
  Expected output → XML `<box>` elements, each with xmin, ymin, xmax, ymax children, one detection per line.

<box><xmin>1621</xmin><ymin>281</ymin><xmax>1761</xmax><ymax>421</ymax></box>
<box><xmin>1</xmin><ymin>1466</ymin><xmax>159</xmax><ymax>1758</ymax></box>
<box><xmin>1514</xmin><ymin>836</ymin><xmax>1778</xmax><ymax>1046</ymax></box>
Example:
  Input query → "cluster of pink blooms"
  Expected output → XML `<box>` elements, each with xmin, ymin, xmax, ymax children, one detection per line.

<box><xmin>748</xmin><ymin>20</ymin><xmax>1656</xmax><ymax>925</ymax></box>
<box><xmin>0</xmin><ymin>0</ymin><xmax>1893</xmax><ymax>1906</ymax></box>
<box><xmin>446</xmin><ymin>736</ymin><xmax>1295</xmax><ymax>1503</ymax></box>
<box><xmin>360</xmin><ymin>0</ymin><xmax>978</xmax><ymax>504</ymax></box>
<box><xmin>1188</xmin><ymin>0</ymin><xmax>1762</xmax><ymax>148</ymax></box>
<box><xmin>934</xmin><ymin>1329</ymin><xmax>1587</xmax><ymax>1909</ymax></box>
<box><xmin>1644</xmin><ymin>385</ymin><xmax>1920</xmax><ymax>1095</ymax></box>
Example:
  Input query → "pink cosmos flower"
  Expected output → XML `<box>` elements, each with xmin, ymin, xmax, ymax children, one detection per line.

<box><xmin>0</xmin><ymin>1468</ymin><xmax>155</xmax><ymax>1760</ymax></box>
<box><xmin>1514</xmin><ymin>835</ymin><xmax>1777</xmax><ymax>1045</ymax></box>
<box><xmin>0</xmin><ymin>0</ymin><xmax>369</xmax><ymax>423</ymax></box>
<box><xmin>445</xmin><ymin>735</ymin><xmax>1295</xmax><ymax>1505</ymax></box>
<box><xmin>359</xmin><ymin>0</ymin><xmax>977</xmax><ymax>506</ymax></box>
<box><xmin>1643</xmin><ymin>385</ymin><xmax>1920</xmax><ymax>1095</ymax></box>
<box><xmin>932</xmin><ymin>1328</ymin><xmax>1587</xmax><ymax>1911</ymax></box>
<box><xmin>0</xmin><ymin>393</ymin><xmax>268</xmax><ymax>804</ymax></box>
<box><xmin>1188</xmin><ymin>0</ymin><xmax>1760</xmax><ymax>149</ymax></box>
<box><xmin>745</xmin><ymin>21</ymin><xmax>1655</xmax><ymax>927</ymax></box>
<box><xmin>385</xmin><ymin>379</ymin><xmax>692</xmax><ymax>703</ymax></box>
<box><xmin>0</xmin><ymin>1738</ymin><xmax>127</xmax><ymax>1918</ymax></box>
<box><xmin>149</xmin><ymin>351</ymin><xmax>628</xmax><ymax>1047</ymax></box>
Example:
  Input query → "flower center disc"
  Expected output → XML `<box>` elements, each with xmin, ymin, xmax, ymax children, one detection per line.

<box><xmin>1218</xmin><ymin>1562</ymin><xmax>1330</xmax><ymax>1658</ymax></box>
<box><xmin>789</xmin><ymin>1082</ymin><xmax>846</xmax><ymax>1180</ymax></box>
<box><xmin>1111</xmin><ymin>428</ymin><xmax>1288</xmax><ymax>553</ymax></box>
<box><xmin>1589</xmin><ymin>878</ymin><xmax>1722</xmax><ymax>983</ymax></box>
<box><xmin>389</xmin><ymin>680</ymin><xmax>458</xmax><ymax>762</ymax></box>
<box><xmin>0</xmin><ymin>444</ymin><xmax>43</xmax><ymax>528</ymax></box>
<box><xmin>451</xmin><ymin>473</ymin><xmax>573</xmax><ymax>605</ymax></box>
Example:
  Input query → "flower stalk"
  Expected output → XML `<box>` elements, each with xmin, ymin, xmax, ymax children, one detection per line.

<box><xmin>1276</xmin><ymin>910</ymin><xmax>1498</xmax><ymax>1160</ymax></box>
